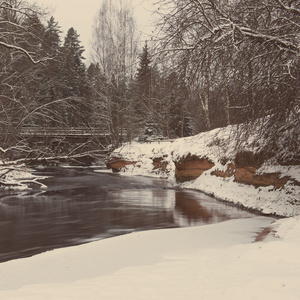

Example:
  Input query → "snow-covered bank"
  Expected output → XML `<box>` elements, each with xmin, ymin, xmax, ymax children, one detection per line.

<box><xmin>1</xmin><ymin>216</ymin><xmax>300</xmax><ymax>299</ymax></box>
<box><xmin>0</xmin><ymin>164</ymin><xmax>47</xmax><ymax>190</ymax></box>
<box><xmin>106</xmin><ymin>125</ymin><xmax>300</xmax><ymax>217</ymax></box>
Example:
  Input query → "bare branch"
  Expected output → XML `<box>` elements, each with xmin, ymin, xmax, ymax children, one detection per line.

<box><xmin>0</xmin><ymin>41</ymin><xmax>51</xmax><ymax>64</ymax></box>
<box><xmin>0</xmin><ymin>1</ymin><xmax>38</xmax><ymax>17</ymax></box>
<box><xmin>16</xmin><ymin>97</ymin><xmax>82</xmax><ymax>128</ymax></box>
<box><xmin>274</xmin><ymin>0</ymin><xmax>300</xmax><ymax>16</ymax></box>
<box><xmin>235</xmin><ymin>26</ymin><xmax>300</xmax><ymax>54</ymax></box>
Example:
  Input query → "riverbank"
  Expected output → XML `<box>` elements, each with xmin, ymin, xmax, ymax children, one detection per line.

<box><xmin>0</xmin><ymin>163</ymin><xmax>47</xmax><ymax>190</ymax></box>
<box><xmin>106</xmin><ymin>124</ymin><xmax>300</xmax><ymax>217</ymax></box>
<box><xmin>0</xmin><ymin>175</ymin><xmax>299</xmax><ymax>299</ymax></box>
<box><xmin>0</xmin><ymin>215</ymin><xmax>300</xmax><ymax>299</ymax></box>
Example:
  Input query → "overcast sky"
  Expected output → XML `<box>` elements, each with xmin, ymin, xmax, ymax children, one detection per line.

<box><xmin>29</xmin><ymin>0</ymin><xmax>155</xmax><ymax>62</ymax></box>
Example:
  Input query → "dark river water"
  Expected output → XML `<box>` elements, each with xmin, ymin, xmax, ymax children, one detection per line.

<box><xmin>0</xmin><ymin>167</ymin><xmax>258</xmax><ymax>263</ymax></box>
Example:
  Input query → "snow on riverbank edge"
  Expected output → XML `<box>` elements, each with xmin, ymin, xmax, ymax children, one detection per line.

<box><xmin>0</xmin><ymin>164</ymin><xmax>47</xmax><ymax>190</ymax></box>
<box><xmin>108</xmin><ymin>125</ymin><xmax>300</xmax><ymax>217</ymax></box>
<box><xmin>1</xmin><ymin>216</ymin><xmax>300</xmax><ymax>300</ymax></box>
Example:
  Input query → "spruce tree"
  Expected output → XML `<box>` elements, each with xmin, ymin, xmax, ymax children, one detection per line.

<box><xmin>35</xmin><ymin>16</ymin><xmax>64</xmax><ymax>126</ymax></box>
<box><xmin>136</xmin><ymin>41</ymin><xmax>151</xmax><ymax>100</ymax></box>
<box><xmin>43</xmin><ymin>16</ymin><xmax>62</xmax><ymax>57</ymax></box>
<box><xmin>42</xmin><ymin>16</ymin><xmax>63</xmax><ymax>100</ymax></box>
<box><xmin>61</xmin><ymin>28</ymin><xmax>91</xmax><ymax>126</ymax></box>
<box><xmin>14</xmin><ymin>14</ymin><xmax>46</xmax><ymax>126</ymax></box>
<box><xmin>62</xmin><ymin>27</ymin><xmax>87</xmax><ymax>97</ymax></box>
<box><xmin>134</xmin><ymin>41</ymin><xmax>158</xmax><ymax>136</ymax></box>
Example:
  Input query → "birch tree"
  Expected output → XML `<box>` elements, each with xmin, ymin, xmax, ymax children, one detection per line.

<box><xmin>91</xmin><ymin>0</ymin><xmax>140</xmax><ymax>147</ymax></box>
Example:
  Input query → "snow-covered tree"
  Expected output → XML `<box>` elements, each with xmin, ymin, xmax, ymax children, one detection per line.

<box><xmin>154</xmin><ymin>0</ymin><xmax>300</xmax><ymax>142</ymax></box>
<box><xmin>0</xmin><ymin>2</ymin><xmax>47</xmax><ymax>134</ymax></box>
<box><xmin>0</xmin><ymin>1</ymin><xmax>51</xmax><ymax>157</ymax></box>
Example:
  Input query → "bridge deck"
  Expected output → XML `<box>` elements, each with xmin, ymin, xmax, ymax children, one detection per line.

<box><xmin>18</xmin><ymin>127</ymin><xmax>108</xmax><ymax>137</ymax></box>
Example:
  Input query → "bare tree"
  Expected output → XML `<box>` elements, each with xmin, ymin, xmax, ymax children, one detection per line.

<box><xmin>91</xmin><ymin>0</ymin><xmax>140</xmax><ymax>147</ymax></box>
<box><xmin>154</xmin><ymin>0</ymin><xmax>300</xmax><ymax>141</ymax></box>
<box><xmin>0</xmin><ymin>1</ymin><xmax>101</xmax><ymax>164</ymax></box>
<box><xmin>0</xmin><ymin>0</ymin><xmax>48</xmax><ymax>63</ymax></box>
<box><xmin>92</xmin><ymin>0</ymin><xmax>140</xmax><ymax>82</ymax></box>
<box><xmin>0</xmin><ymin>0</ymin><xmax>47</xmax><ymax>151</ymax></box>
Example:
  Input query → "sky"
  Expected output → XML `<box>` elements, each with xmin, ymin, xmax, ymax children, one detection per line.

<box><xmin>29</xmin><ymin>0</ymin><xmax>156</xmax><ymax>63</ymax></box>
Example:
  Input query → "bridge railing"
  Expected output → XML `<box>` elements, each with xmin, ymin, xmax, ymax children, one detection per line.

<box><xmin>18</xmin><ymin>127</ymin><xmax>109</xmax><ymax>137</ymax></box>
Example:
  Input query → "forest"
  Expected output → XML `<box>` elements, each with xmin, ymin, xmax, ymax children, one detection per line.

<box><xmin>0</xmin><ymin>0</ymin><xmax>299</xmax><ymax>163</ymax></box>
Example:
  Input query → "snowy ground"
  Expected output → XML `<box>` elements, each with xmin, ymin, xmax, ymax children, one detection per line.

<box><xmin>1</xmin><ymin>215</ymin><xmax>300</xmax><ymax>300</ymax></box>
<box><xmin>110</xmin><ymin>125</ymin><xmax>300</xmax><ymax>217</ymax></box>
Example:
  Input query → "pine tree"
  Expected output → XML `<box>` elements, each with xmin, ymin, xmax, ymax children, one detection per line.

<box><xmin>133</xmin><ymin>41</ymin><xmax>162</xmax><ymax>135</ymax></box>
<box><xmin>42</xmin><ymin>16</ymin><xmax>63</xmax><ymax>101</ymax></box>
<box><xmin>13</xmin><ymin>14</ymin><xmax>46</xmax><ymax>126</ymax></box>
<box><xmin>136</xmin><ymin>41</ymin><xmax>151</xmax><ymax>100</ymax></box>
<box><xmin>60</xmin><ymin>27</ymin><xmax>91</xmax><ymax>126</ymax></box>
<box><xmin>62</xmin><ymin>27</ymin><xmax>87</xmax><ymax>97</ymax></box>
<box><xmin>134</xmin><ymin>41</ymin><xmax>157</xmax><ymax>135</ymax></box>
<box><xmin>22</xmin><ymin>14</ymin><xmax>45</xmax><ymax>57</ymax></box>
<box><xmin>32</xmin><ymin>16</ymin><xmax>64</xmax><ymax>126</ymax></box>
<box><xmin>43</xmin><ymin>16</ymin><xmax>61</xmax><ymax>57</ymax></box>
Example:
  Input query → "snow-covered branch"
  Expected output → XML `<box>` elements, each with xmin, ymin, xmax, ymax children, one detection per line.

<box><xmin>0</xmin><ymin>20</ymin><xmax>26</xmax><ymax>31</ymax></box>
<box><xmin>0</xmin><ymin>164</ymin><xmax>48</xmax><ymax>190</ymax></box>
<box><xmin>16</xmin><ymin>97</ymin><xmax>81</xmax><ymax>128</ymax></box>
<box><xmin>236</xmin><ymin>26</ymin><xmax>299</xmax><ymax>54</ymax></box>
<box><xmin>0</xmin><ymin>41</ymin><xmax>50</xmax><ymax>64</ymax></box>
<box><xmin>0</xmin><ymin>1</ymin><xmax>37</xmax><ymax>17</ymax></box>
<box><xmin>275</xmin><ymin>0</ymin><xmax>300</xmax><ymax>16</ymax></box>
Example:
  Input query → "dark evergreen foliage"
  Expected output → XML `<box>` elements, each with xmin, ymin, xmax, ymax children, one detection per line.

<box><xmin>62</xmin><ymin>27</ymin><xmax>87</xmax><ymax>97</ymax></box>
<box><xmin>136</xmin><ymin>41</ymin><xmax>151</xmax><ymax>97</ymax></box>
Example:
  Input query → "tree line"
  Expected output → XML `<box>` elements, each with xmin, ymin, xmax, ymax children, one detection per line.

<box><xmin>88</xmin><ymin>0</ymin><xmax>193</xmax><ymax>147</ymax></box>
<box><xmin>0</xmin><ymin>0</ymin><xmax>299</xmax><ymax>162</ymax></box>
<box><xmin>154</xmin><ymin>0</ymin><xmax>300</xmax><ymax>162</ymax></box>
<box><xmin>0</xmin><ymin>0</ymin><xmax>92</xmax><ymax>156</ymax></box>
<box><xmin>0</xmin><ymin>0</ymin><xmax>192</xmax><ymax>158</ymax></box>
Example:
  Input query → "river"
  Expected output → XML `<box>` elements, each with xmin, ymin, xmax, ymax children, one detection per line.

<box><xmin>0</xmin><ymin>166</ymin><xmax>259</xmax><ymax>263</ymax></box>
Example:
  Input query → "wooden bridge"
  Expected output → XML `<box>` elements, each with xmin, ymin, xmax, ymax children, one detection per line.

<box><xmin>18</xmin><ymin>127</ymin><xmax>108</xmax><ymax>138</ymax></box>
<box><xmin>0</xmin><ymin>127</ymin><xmax>119</xmax><ymax>162</ymax></box>
<box><xmin>16</xmin><ymin>127</ymin><xmax>113</xmax><ymax>146</ymax></box>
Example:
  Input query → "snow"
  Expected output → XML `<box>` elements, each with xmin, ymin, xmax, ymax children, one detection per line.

<box><xmin>0</xmin><ymin>164</ymin><xmax>48</xmax><ymax>190</ymax></box>
<box><xmin>1</xmin><ymin>216</ymin><xmax>300</xmax><ymax>299</ymax></box>
<box><xmin>109</xmin><ymin>124</ymin><xmax>300</xmax><ymax>217</ymax></box>
<box><xmin>257</xmin><ymin>163</ymin><xmax>300</xmax><ymax>182</ymax></box>
<box><xmin>0</xmin><ymin>124</ymin><xmax>299</xmax><ymax>299</ymax></box>
<box><xmin>181</xmin><ymin>172</ymin><xmax>300</xmax><ymax>216</ymax></box>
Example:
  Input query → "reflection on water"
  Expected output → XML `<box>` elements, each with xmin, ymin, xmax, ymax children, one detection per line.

<box><xmin>0</xmin><ymin>167</ymin><xmax>258</xmax><ymax>263</ymax></box>
<box><xmin>174</xmin><ymin>191</ymin><xmax>245</xmax><ymax>226</ymax></box>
